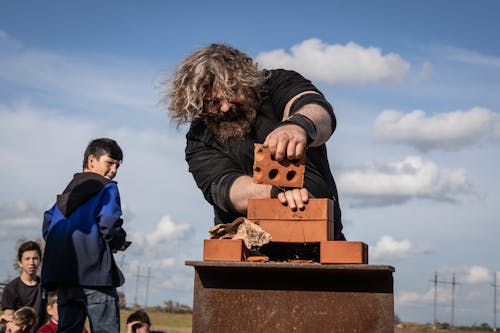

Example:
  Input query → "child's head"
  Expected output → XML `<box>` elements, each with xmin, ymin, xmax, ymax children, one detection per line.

<box><xmin>46</xmin><ymin>292</ymin><xmax>59</xmax><ymax>323</ymax></box>
<box><xmin>126</xmin><ymin>310</ymin><xmax>151</xmax><ymax>333</ymax></box>
<box><xmin>7</xmin><ymin>307</ymin><xmax>37</xmax><ymax>333</ymax></box>
<box><xmin>82</xmin><ymin>138</ymin><xmax>123</xmax><ymax>180</ymax></box>
<box><xmin>17</xmin><ymin>241</ymin><xmax>42</xmax><ymax>276</ymax></box>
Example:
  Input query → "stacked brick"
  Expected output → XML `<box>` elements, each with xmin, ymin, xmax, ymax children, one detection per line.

<box><xmin>203</xmin><ymin>144</ymin><xmax>368</xmax><ymax>264</ymax></box>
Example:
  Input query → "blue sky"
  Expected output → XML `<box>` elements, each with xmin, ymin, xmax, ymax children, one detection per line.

<box><xmin>1</xmin><ymin>0</ymin><xmax>500</xmax><ymax>326</ymax></box>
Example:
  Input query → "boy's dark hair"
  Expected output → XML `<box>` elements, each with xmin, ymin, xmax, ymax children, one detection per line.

<box><xmin>126</xmin><ymin>309</ymin><xmax>151</xmax><ymax>325</ymax></box>
<box><xmin>46</xmin><ymin>291</ymin><xmax>58</xmax><ymax>307</ymax></box>
<box><xmin>82</xmin><ymin>138</ymin><xmax>123</xmax><ymax>169</ymax></box>
<box><xmin>12</xmin><ymin>306</ymin><xmax>38</xmax><ymax>331</ymax></box>
<box><xmin>18</xmin><ymin>241</ymin><xmax>42</xmax><ymax>262</ymax></box>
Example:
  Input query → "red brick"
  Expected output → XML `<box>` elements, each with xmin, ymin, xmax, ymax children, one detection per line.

<box><xmin>255</xmin><ymin>220</ymin><xmax>334</xmax><ymax>243</ymax></box>
<box><xmin>247</xmin><ymin>198</ymin><xmax>334</xmax><ymax>221</ymax></box>
<box><xmin>203</xmin><ymin>239</ymin><xmax>248</xmax><ymax>262</ymax></box>
<box><xmin>320</xmin><ymin>241</ymin><xmax>368</xmax><ymax>264</ymax></box>
<box><xmin>253</xmin><ymin>144</ymin><xmax>305</xmax><ymax>188</ymax></box>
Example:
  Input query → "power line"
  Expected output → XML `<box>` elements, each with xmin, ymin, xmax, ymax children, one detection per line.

<box><xmin>431</xmin><ymin>271</ymin><xmax>461</xmax><ymax>329</ymax></box>
<box><xmin>133</xmin><ymin>265</ymin><xmax>151</xmax><ymax>307</ymax></box>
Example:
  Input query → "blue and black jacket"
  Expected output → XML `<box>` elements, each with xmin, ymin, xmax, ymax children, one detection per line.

<box><xmin>41</xmin><ymin>172</ymin><xmax>126</xmax><ymax>290</ymax></box>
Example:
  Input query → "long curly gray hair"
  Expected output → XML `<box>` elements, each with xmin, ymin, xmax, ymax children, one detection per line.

<box><xmin>165</xmin><ymin>43</ymin><xmax>265</xmax><ymax>125</ymax></box>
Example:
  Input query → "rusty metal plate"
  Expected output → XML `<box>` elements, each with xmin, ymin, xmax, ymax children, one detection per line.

<box><xmin>186</xmin><ymin>261</ymin><xmax>395</xmax><ymax>333</ymax></box>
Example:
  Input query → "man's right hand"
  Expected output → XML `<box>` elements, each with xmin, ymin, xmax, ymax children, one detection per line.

<box><xmin>263</xmin><ymin>123</ymin><xmax>308</xmax><ymax>162</ymax></box>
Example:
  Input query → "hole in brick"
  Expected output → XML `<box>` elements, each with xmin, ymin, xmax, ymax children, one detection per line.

<box><xmin>286</xmin><ymin>170</ymin><xmax>296</xmax><ymax>181</ymax></box>
<box><xmin>254</xmin><ymin>167</ymin><xmax>261</xmax><ymax>173</ymax></box>
<box><xmin>268</xmin><ymin>169</ymin><xmax>279</xmax><ymax>179</ymax></box>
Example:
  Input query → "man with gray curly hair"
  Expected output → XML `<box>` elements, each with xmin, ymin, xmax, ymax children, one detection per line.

<box><xmin>166</xmin><ymin>43</ymin><xmax>345</xmax><ymax>241</ymax></box>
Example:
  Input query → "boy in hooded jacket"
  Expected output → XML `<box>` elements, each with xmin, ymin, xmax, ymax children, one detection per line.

<box><xmin>41</xmin><ymin>138</ymin><xmax>127</xmax><ymax>333</ymax></box>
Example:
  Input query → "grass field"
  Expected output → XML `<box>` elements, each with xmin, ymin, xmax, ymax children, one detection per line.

<box><xmin>3</xmin><ymin>309</ymin><xmax>493</xmax><ymax>333</ymax></box>
<box><xmin>395</xmin><ymin>322</ymin><xmax>494</xmax><ymax>333</ymax></box>
<box><xmin>117</xmin><ymin>313</ymin><xmax>493</xmax><ymax>333</ymax></box>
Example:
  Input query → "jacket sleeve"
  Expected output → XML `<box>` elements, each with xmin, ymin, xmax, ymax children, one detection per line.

<box><xmin>42</xmin><ymin>205</ymin><xmax>56</xmax><ymax>241</ymax></box>
<box><xmin>97</xmin><ymin>183</ymin><xmax>126</xmax><ymax>250</ymax></box>
<box><xmin>265</xmin><ymin>69</ymin><xmax>320</xmax><ymax>119</ymax></box>
<box><xmin>185</xmin><ymin>122</ymin><xmax>245</xmax><ymax>213</ymax></box>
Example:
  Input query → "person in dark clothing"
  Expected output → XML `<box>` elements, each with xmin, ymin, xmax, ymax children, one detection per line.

<box><xmin>1</xmin><ymin>241</ymin><xmax>45</xmax><ymax>333</ymax></box>
<box><xmin>166</xmin><ymin>43</ymin><xmax>345</xmax><ymax>240</ymax></box>
<box><xmin>41</xmin><ymin>138</ymin><xmax>128</xmax><ymax>333</ymax></box>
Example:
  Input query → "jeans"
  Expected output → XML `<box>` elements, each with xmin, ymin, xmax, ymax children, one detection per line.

<box><xmin>57</xmin><ymin>286</ymin><xmax>120</xmax><ymax>333</ymax></box>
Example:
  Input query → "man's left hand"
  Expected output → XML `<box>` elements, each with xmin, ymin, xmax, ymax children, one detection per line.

<box><xmin>274</xmin><ymin>187</ymin><xmax>309</xmax><ymax>210</ymax></box>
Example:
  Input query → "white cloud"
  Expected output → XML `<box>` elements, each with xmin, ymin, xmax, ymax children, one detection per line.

<box><xmin>0</xmin><ymin>200</ymin><xmax>41</xmax><ymax>229</ymax></box>
<box><xmin>372</xmin><ymin>235</ymin><xmax>431</xmax><ymax>260</ymax></box>
<box><xmin>147</xmin><ymin>215</ymin><xmax>193</xmax><ymax>245</ymax></box>
<box><xmin>418</xmin><ymin>62</ymin><xmax>433</xmax><ymax>80</ymax></box>
<box><xmin>463</xmin><ymin>291</ymin><xmax>482</xmax><ymax>301</ymax></box>
<box><xmin>463</xmin><ymin>266</ymin><xmax>490</xmax><ymax>284</ymax></box>
<box><xmin>372</xmin><ymin>107</ymin><xmax>500</xmax><ymax>151</ymax></box>
<box><xmin>160</xmin><ymin>271</ymin><xmax>194</xmax><ymax>291</ymax></box>
<box><xmin>127</xmin><ymin>216</ymin><xmax>193</xmax><ymax>251</ymax></box>
<box><xmin>256</xmin><ymin>38</ymin><xmax>410</xmax><ymax>84</ymax></box>
<box><xmin>159</xmin><ymin>258</ymin><xmax>176</xmax><ymax>268</ymax></box>
<box><xmin>397</xmin><ymin>288</ymin><xmax>444</xmax><ymax>306</ymax></box>
<box><xmin>443</xmin><ymin>46</ymin><xmax>500</xmax><ymax>69</ymax></box>
<box><xmin>337</xmin><ymin>156</ymin><xmax>476</xmax><ymax>207</ymax></box>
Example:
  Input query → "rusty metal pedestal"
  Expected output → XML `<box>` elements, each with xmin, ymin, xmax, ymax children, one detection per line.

<box><xmin>186</xmin><ymin>261</ymin><xmax>395</xmax><ymax>333</ymax></box>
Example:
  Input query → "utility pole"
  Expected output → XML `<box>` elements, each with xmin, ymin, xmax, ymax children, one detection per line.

<box><xmin>493</xmin><ymin>272</ymin><xmax>498</xmax><ymax>332</ymax></box>
<box><xmin>134</xmin><ymin>265</ymin><xmax>140</xmax><ymax>306</ymax></box>
<box><xmin>451</xmin><ymin>274</ymin><xmax>456</xmax><ymax>328</ymax></box>
<box><xmin>433</xmin><ymin>271</ymin><xmax>438</xmax><ymax>330</ymax></box>
<box><xmin>431</xmin><ymin>272</ymin><xmax>460</xmax><ymax>329</ymax></box>
<box><xmin>145</xmin><ymin>267</ymin><xmax>151</xmax><ymax>307</ymax></box>
<box><xmin>442</xmin><ymin>273</ymin><xmax>460</xmax><ymax>328</ymax></box>
<box><xmin>133</xmin><ymin>265</ymin><xmax>152</xmax><ymax>308</ymax></box>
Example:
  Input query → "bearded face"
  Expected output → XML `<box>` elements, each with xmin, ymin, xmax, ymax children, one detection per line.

<box><xmin>201</xmin><ymin>93</ymin><xmax>258</xmax><ymax>144</ymax></box>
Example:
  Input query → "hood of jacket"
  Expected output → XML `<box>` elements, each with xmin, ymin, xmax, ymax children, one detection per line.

<box><xmin>56</xmin><ymin>172</ymin><xmax>113</xmax><ymax>217</ymax></box>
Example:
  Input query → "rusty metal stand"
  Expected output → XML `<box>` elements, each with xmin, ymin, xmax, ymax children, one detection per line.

<box><xmin>186</xmin><ymin>261</ymin><xmax>395</xmax><ymax>333</ymax></box>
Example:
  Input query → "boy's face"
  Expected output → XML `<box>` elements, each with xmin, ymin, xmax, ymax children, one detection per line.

<box><xmin>47</xmin><ymin>302</ymin><xmax>59</xmax><ymax>322</ymax></box>
<box><xmin>18</xmin><ymin>250</ymin><xmax>40</xmax><ymax>276</ymax></box>
<box><xmin>86</xmin><ymin>154</ymin><xmax>121</xmax><ymax>180</ymax></box>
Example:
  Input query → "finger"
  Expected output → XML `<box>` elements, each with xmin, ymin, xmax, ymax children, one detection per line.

<box><xmin>293</xmin><ymin>141</ymin><xmax>306</xmax><ymax>160</ymax></box>
<box><xmin>286</xmin><ymin>140</ymin><xmax>298</xmax><ymax>160</ymax></box>
<box><xmin>284</xmin><ymin>190</ymin><xmax>297</xmax><ymax>210</ymax></box>
<box><xmin>277</xmin><ymin>191</ymin><xmax>287</xmax><ymax>204</ymax></box>
<box><xmin>292</xmin><ymin>189</ymin><xmax>306</xmax><ymax>210</ymax></box>
<box><xmin>299</xmin><ymin>188</ymin><xmax>309</xmax><ymax>203</ymax></box>
<box><xmin>286</xmin><ymin>140</ymin><xmax>306</xmax><ymax>160</ymax></box>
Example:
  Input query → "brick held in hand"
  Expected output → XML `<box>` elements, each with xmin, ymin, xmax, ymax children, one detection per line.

<box><xmin>252</xmin><ymin>144</ymin><xmax>305</xmax><ymax>188</ymax></box>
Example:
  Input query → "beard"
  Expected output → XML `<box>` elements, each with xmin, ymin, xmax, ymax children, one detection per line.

<box><xmin>203</xmin><ymin>104</ymin><xmax>257</xmax><ymax>144</ymax></box>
